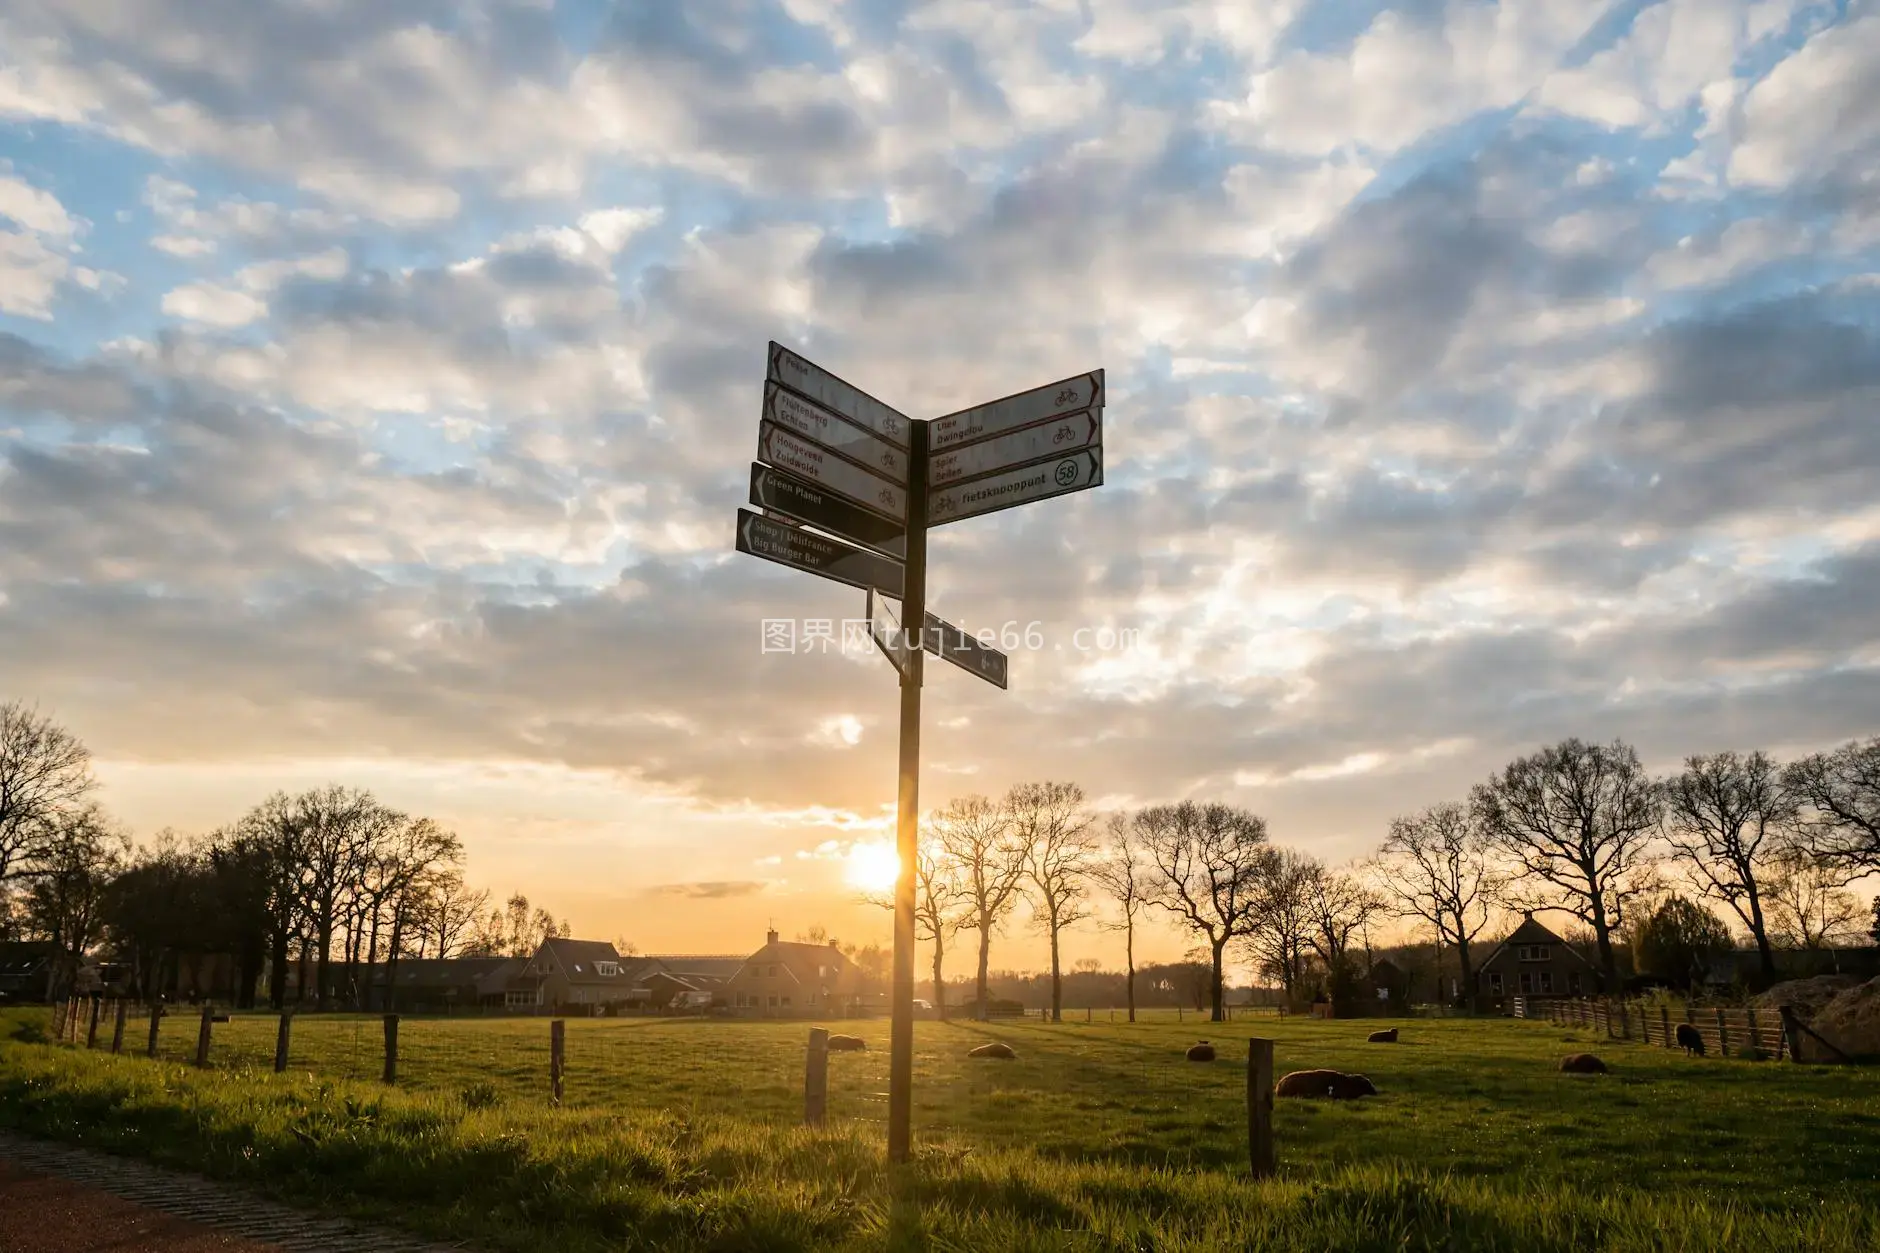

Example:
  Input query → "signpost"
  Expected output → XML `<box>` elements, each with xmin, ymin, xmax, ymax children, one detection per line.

<box><xmin>735</xmin><ymin>509</ymin><xmax>903</xmax><ymax>596</ymax></box>
<box><xmin>736</xmin><ymin>344</ymin><xmax>1104</xmax><ymax>1164</ymax></box>
<box><xmin>750</xmin><ymin>464</ymin><xmax>906</xmax><ymax>559</ymax></box>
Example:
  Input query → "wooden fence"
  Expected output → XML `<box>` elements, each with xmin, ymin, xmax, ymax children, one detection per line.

<box><xmin>1528</xmin><ymin>996</ymin><xmax>1794</xmax><ymax>1060</ymax></box>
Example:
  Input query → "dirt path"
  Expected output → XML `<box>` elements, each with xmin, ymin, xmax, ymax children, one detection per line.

<box><xmin>0</xmin><ymin>1133</ymin><xmax>471</xmax><ymax>1252</ymax></box>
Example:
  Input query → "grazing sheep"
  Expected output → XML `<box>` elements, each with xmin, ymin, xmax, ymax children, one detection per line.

<box><xmin>1273</xmin><ymin>1069</ymin><xmax>1378</xmax><ymax>1099</ymax></box>
<box><xmin>1367</xmin><ymin>1028</ymin><xmax>1398</xmax><ymax>1043</ymax></box>
<box><xmin>825</xmin><ymin>1034</ymin><xmax>867</xmax><ymax>1052</ymax></box>
<box><xmin>1675</xmin><ymin>1023</ymin><xmax>1707</xmax><ymax>1057</ymax></box>
<box><xmin>967</xmin><ymin>1042</ymin><xmax>1017</xmax><ymax>1060</ymax></box>
<box><xmin>1186</xmin><ymin>1042</ymin><xmax>1216</xmax><ymax>1062</ymax></box>
<box><xmin>1559</xmin><ymin>1053</ymin><xmax>1608</xmax><ymax>1074</ymax></box>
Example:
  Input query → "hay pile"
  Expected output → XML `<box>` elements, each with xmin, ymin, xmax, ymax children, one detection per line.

<box><xmin>1811</xmin><ymin>977</ymin><xmax>1880</xmax><ymax>1060</ymax></box>
<box><xmin>1752</xmin><ymin>975</ymin><xmax>1858</xmax><ymax>1017</ymax></box>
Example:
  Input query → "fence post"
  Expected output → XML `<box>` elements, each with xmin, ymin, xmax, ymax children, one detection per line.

<box><xmin>51</xmin><ymin>998</ymin><xmax>65</xmax><ymax>1041</ymax></box>
<box><xmin>550</xmin><ymin>1019</ymin><xmax>565</xmax><ymax>1104</ymax></box>
<box><xmin>274</xmin><ymin>1010</ymin><xmax>293</xmax><ymax>1073</ymax></box>
<box><xmin>194</xmin><ymin>1005</ymin><xmax>213</xmax><ymax>1068</ymax></box>
<box><xmin>1715</xmin><ymin>1007</ymin><xmax>1729</xmax><ymax>1056</ymax></box>
<box><xmin>110</xmin><ymin>1000</ymin><xmax>128</xmax><ymax>1055</ymax></box>
<box><xmin>1660</xmin><ymin>1005</ymin><xmax>1671</xmax><ymax>1048</ymax></box>
<box><xmin>1746</xmin><ymin>1006</ymin><xmax>1762</xmax><ymax>1058</ymax></box>
<box><xmin>804</xmin><ymin>1027</ymin><xmax>829</xmax><ymax>1126</ymax></box>
<box><xmin>146</xmin><ymin>1004</ymin><xmax>162</xmax><ymax>1058</ymax></box>
<box><xmin>1777</xmin><ymin>1005</ymin><xmax>1803</xmax><ymax>1063</ymax></box>
<box><xmin>382</xmin><ymin>1014</ymin><xmax>399</xmax><ymax>1085</ymax></box>
<box><xmin>67</xmin><ymin>997</ymin><xmax>81</xmax><ymax>1042</ymax></box>
<box><xmin>86</xmin><ymin>996</ymin><xmax>103</xmax><ymax>1049</ymax></box>
<box><xmin>1247</xmin><ymin>1038</ymin><xmax>1276</xmax><ymax>1178</ymax></box>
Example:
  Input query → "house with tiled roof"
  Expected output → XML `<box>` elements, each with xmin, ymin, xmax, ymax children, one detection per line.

<box><xmin>723</xmin><ymin>929</ymin><xmax>857</xmax><ymax>1016</ymax></box>
<box><xmin>1476</xmin><ymin>913</ymin><xmax>1596</xmax><ymax>1006</ymax></box>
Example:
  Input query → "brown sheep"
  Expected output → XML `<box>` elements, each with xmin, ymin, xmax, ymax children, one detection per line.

<box><xmin>1559</xmin><ymin>1053</ymin><xmax>1608</xmax><ymax>1074</ymax></box>
<box><xmin>1675</xmin><ymin>1023</ymin><xmax>1707</xmax><ymax>1057</ymax></box>
<box><xmin>1367</xmin><ymin>1028</ymin><xmax>1398</xmax><ymax>1043</ymax></box>
<box><xmin>967</xmin><ymin>1042</ymin><xmax>1016</xmax><ymax>1059</ymax></box>
<box><xmin>1274</xmin><ymin>1069</ymin><xmax>1377</xmax><ymax>1099</ymax></box>
<box><xmin>825</xmin><ymin>1035</ymin><xmax>867</xmax><ymax>1052</ymax></box>
<box><xmin>1186</xmin><ymin>1042</ymin><xmax>1216</xmax><ymax>1062</ymax></box>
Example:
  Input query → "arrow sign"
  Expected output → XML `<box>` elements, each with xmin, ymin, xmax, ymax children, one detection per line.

<box><xmin>764</xmin><ymin>382</ymin><xmax>907</xmax><ymax>485</ymax></box>
<box><xmin>929</xmin><ymin>408</ymin><xmax>1101</xmax><ymax>488</ymax></box>
<box><xmin>923</xmin><ymin>613</ymin><xmax>1008</xmax><ymax>689</ymax></box>
<box><xmin>758</xmin><ymin>421</ymin><xmax>906</xmax><ymax>521</ymax></box>
<box><xmin>930</xmin><ymin>369</ymin><xmax>1104</xmax><ymax>453</ymax></box>
<box><xmin>928</xmin><ymin>449</ymin><xmax>1102</xmax><ymax>527</ymax></box>
<box><xmin>735</xmin><ymin>508</ymin><xmax>903</xmax><ymax>596</ymax></box>
<box><xmin>750</xmin><ymin>464</ymin><xmax>906</xmax><ymax>559</ymax></box>
<box><xmin>768</xmin><ymin>341</ymin><xmax>911</xmax><ymax>450</ymax></box>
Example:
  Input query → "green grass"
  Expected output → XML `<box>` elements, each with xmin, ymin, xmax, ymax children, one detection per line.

<box><xmin>4</xmin><ymin>1007</ymin><xmax>1878</xmax><ymax>1251</ymax></box>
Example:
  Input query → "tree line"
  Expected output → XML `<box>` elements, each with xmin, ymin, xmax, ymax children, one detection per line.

<box><xmin>1369</xmin><ymin>737</ymin><xmax>1880</xmax><ymax>997</ymax></box>
<box><xmin>0</xmin><ymin>701</ymin><xmax>581</xmax><ymax>1008</ymax></box>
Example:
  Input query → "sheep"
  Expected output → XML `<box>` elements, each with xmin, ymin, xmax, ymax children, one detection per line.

<box><xmin>825</xmin><ymin>1034</ymin><xmax>867</xmax><ymax>1052</ymax></box>
<box><xmin>967</xmin><ymin>1042</ymin><xmax>1016</xmax><ymax>1059</ymax></box>
<box><xmin>1559</xmin><ymin>1053</ymin><xmax>1608</xmax><ymax>1074</ymax></box>
<box><xmin>1676</xmin><ymin>1023</ymin><xmax>1707</xmax><ymax>1057</ymax></box>
<box><xmin>1273</xmin><ymin>1069</ymin><xmax>1378</xmax><ymax>1099</ymax></box>
<box><xmin>1186</xmin><ymin>1042</ymin><xmax>1216</xmax><ymax>1062</ymax></box>
<box><xmin>1367</xmin><ymin>1028</ymin><xmax>1399</xmax><ymax>1043</ymax></box>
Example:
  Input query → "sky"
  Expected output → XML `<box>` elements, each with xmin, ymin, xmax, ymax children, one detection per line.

<box><xmin>2</xmin><ymin>0</ymin><xmax>1877</xmax><ymax>968</ymax></box>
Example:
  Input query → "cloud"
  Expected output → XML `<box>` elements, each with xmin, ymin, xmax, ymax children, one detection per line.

<box><xmin>646</xmin><ymin>879</ymin><xmax>772</xmax><ymax>900</ymax></box>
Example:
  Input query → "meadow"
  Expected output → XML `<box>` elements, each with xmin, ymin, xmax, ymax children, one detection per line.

<box><xmin>4</xmin><ymin>1006</ymin><xmax>1879</xmax><ymax>1251</ymax></box>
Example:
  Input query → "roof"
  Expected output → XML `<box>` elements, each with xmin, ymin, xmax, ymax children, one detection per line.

<box><xmin>0</xmin><ymin>941</ymin><xmax>56</xmax><ymax>975</ymax></box>
<box><xmin>649</xmin><ymin>955</ymin><xmax>748</xmax><ymax>980</ymax></box>
<box><xmin>367</xmin><ymin>958</ymin><xmax>513</xmax><ymax>991</ymax></box>
<box><xmin>529</xmin><ymin>940</ymin><xmax>663</xmax><ymax>987</ymax></box>
<box><xmin>734</xmin><ymin>939</ymin><xmax>853</xmax><ymax>982</ymax></box>
<box><xmin>1478</xmin><ymin>914</ymin><xmax>1595</xmax><ymax>971</ymax></box>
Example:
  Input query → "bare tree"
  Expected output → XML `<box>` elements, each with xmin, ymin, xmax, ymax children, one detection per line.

<box><xmin>1765</xmin><ymin>848</ymin><xmax>1865</xmax><ymax>949</ymax></box>
<box><xmin>1011</xmin><ymin>781</ymin><xmax>1097</xmax><ymax>1022</ymax></box>
<box><xmin>292</xmin><ymin>785</ymin><xmax>395</xmax><ymax>1009</ymax></box>
<box><xmin>1304</xmin><ymin>864</ymin><xmax>1386</xmax><ymax>1003</ymax></box>
<box><xmin>375</xmin><ymin>817</ymin><xmax>464</xmax><ymax>1009</ymax></box>
<box><xmin>417</xmin><ymin>870</ymin><xmax>488</xmax><ymax>959</ymax></box>
<box><xmin>1139</xmin><ymin>801</ymin><xmax>1272</xmax><ymax>1022</ymax></box>
<box><xmin>865</xmin><ymin>834</ymin><xmax>964</xmax><ymax>1016</ymax></box>
<box><xmin>1472</xmin><ymin>738</ymin><xmax>1661</xmax><ymax>993</ymax></box>
<box><xmin>1374</xmin><ymin>802</ymin><xmax>1501</xmax><ymax>1004</ymax></box>
<box><xmin>1243</xmin><ymin>848</ymin><xmax>1317</xmax><ymax>1002</ymax></box>
<box><xmin>1089</xmin><ymin>812</ymin><xmax>1149</xmax><ymax>1022</ymax></box>
<box><xmin>0</xmin><ymin>702</ymin><xmax>96</xmax><ymax>885</ymax></box>
<box><xmin>1660</xmin><ymin>751</ymin><xmax>1797</xmax><ymax>982</ymax></box>
<box><xmin>1784</xmin><ymin>737</ymin><xmax>1880</xmax><ymax>877</ymax></box>
<box><xmin>23</xmin><ymin>804</ymin><xmax>129</xmax><ymax>1000</ymax></box>
<box><xmin>935</xmin><ymin>794</ymin><xmax>1028</xmax><ymax>1019</ymax></box>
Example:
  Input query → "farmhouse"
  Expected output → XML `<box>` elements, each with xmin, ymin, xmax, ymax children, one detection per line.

<box><xmin>503</xmin><ymin>939</ymin><xmax>662</xmax><ymax>1012</ymax></box>
<box><xmin>724</xmin><ymin>929</ymin><xmax>856</xmax><ymax>1015</ymax></box>
<box><xmin>0</xmin><ymin>940</ymin><xmax>55</xmax><ymax>1002</ymax></box>
<box><xmin>1476</xmin><ymin>913</ymin><xmax>1595</xmax><ymax>1006</ymax></box>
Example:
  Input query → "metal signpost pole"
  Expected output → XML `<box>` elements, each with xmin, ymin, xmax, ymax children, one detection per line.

<box><xmin>886</xmin><ymin>420</ymin><xmax>928</xmax><ymax>1165</ymax></box>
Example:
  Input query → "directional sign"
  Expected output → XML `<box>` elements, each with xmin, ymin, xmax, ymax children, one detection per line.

<box><xmin>768</xmin><ymin>341</ymin><xmax>911</xmax><ymax>450</ymax></box>
<box><xmin>735</xmin><ymin>508</ymin><xmax>903</xmax><ymax>596</ymax></box>
<box><xmin>929</xmin><ymin>408</ymin><xmax>1101</xmax><ymax>489</ymax></box>
<box><xmin>930</xmin><ymin>369</ymin><xmax>1104</xmax><ymax>453</ymax></box>
<box><xmin>749</xmin><ymin>464</ymin><xmax>906</xmax><ymax>559</ymax></box>
<box><xmin>866</xmin><ymin>589</ymin><xmax>913</xmax><ymax>676</ymax></box>
<box><xmin>928</xmin><ymin>449</ymin><xmax>1102</xmax><ymax>527</ymax></box>
<box><xmin>923</xmin><ymin>612</ymin><xmax>1009</xmax><ymax>689</ymax></box>
<box><xmin>758</xmin><ymin>421</ymin><xmax>906</xmax><ymax>521</ymax></box>
<box><xmin>764</xmin><ymin>382</ymin><xmax>907</xmax><ymax>485</ymax></box>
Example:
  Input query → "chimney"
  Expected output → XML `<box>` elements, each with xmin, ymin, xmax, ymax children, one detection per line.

<box><xmin>1522</xmin><ymin>910</ymin><xmax>1534</xmax><ymax>922</ymax></box>
<box><xmin>828</xmin><ymin>938</ymin><xmax>840</xmax><ymax>949</ymax></box>
<box><xmin>766</xmin><ymin>928</ymin><xmax>778</xmax><ymax>947</ymax></box>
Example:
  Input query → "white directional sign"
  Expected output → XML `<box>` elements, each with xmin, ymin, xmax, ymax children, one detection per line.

<box><xmin>758</xmin><ymin>421</ymin><xmax>906</xmax><ymax>521</ymax></box>
<box><xmin>928</xmin><ymin>449</ymin><xmax>1102</xmax><ymax>527</ymax></box>
<box><xmin>764</xmin><ymin>382</ymin><xmax>907</xmax><ymax>485</ymax></box>
<box><xmin>930</xmin><ymin>369</ymin><xmax>1103</xmax><ymax>453</ymax></box>
<box><xmin>768</xmin><ymin>341</ymin><xmax>911</xmax><ymax>450</ymax></box>
<box><xmin>929</xmin><ymin>408</ymin><xmax>1101</xmax><ymax>488</ymax></box>
<box><xmin>923</xmin><ymin>612</ymin><xmax>1009</xmax><ymax>689</ymax></box>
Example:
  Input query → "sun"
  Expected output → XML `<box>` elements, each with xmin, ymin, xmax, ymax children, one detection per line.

<box><xmin>844</xmin><ymin>842</ymin><xmax>902</xmax><ymax>893</ymax></box>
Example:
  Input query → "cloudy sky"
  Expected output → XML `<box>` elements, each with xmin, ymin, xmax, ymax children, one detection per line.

<box><xmin>2</xmin><ymin>0</ymin><xmax>1876</xmax><ymax>964</ymax></box>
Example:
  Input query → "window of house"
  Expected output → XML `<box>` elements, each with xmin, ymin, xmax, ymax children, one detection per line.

<box><xmin>573</xmin><ymin>964</ymin><xmax>584</xmax><ymax>973</ymax></box>
<box><xmin>768</xmin><ymin>964</ymin><xmax>779</xmax><ymax>978</ymax></box>
<box><xmin>767</xmin><ymin>994</ymin><xmax>778</xmax><ymax>1008</ymax></box>
<box><xmin>1539</xmin><ymin>971</ymin><xmax>1554</xmax><ymax>994</ymax></box>
<box><xmin>781</xmin><ymin>995</ymin><xmax>792</xmax><ymax>1007</ymax></box>
<box><xmin>1488</xmin><ymin>972</ymin><xmax>1504</xmax><ymax>994</ymax></box>
<box><xmin>1518</xmin><ymin>971</ymin><xmax>1533</xmax><ymax>994</ymax></box>
<box><xmin>597</xmin><ymin>961</ymin><xmax>618</xmax><ymax>977</ymax></box>
<box><xmin>1568</xmin><ymin>972</ymin><xmax>1582</xmax><ymax>994</ymax></box>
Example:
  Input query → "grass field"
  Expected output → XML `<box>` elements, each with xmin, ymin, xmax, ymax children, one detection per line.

<box><xmin>4</xmin><ymin>1006</ymin><xmax>1879</xmax><ymax>1251</ymax></box>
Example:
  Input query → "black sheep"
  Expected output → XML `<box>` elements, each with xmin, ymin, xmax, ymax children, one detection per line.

<box><xmin>1675</xmin><ymin>1022</ymin><xmax>1706</xmax><ymax>1056</ymax></box>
